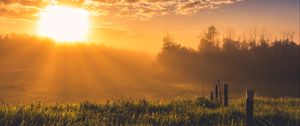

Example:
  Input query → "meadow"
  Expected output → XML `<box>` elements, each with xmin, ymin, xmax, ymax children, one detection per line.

<box><xmin>0</xmin><ymin>0</ymin><xmax>299</xmax><ymax>125</ymax></box>
<box><xmin>0</xmin><ymin>97</ymin><xmax>299</xmax><ymax>126</ymax></box>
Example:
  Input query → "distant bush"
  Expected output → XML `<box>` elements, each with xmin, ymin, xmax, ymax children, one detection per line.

<box><xmin>195</xmin><ymin>97</ymin><xmax>220</xmax><ymax>108</ymax></box>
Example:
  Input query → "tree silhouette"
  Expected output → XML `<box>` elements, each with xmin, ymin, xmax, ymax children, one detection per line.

<box><xmin>156</xmin><ymin>26</ymin><xmax>300</xmax><ymax>94</ymax></box>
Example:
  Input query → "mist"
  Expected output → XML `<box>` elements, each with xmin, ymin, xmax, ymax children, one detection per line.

<box><xmin>0</xmin><ymin>26</ymin><xmax>299</xmax><ymax>103</ymax></box>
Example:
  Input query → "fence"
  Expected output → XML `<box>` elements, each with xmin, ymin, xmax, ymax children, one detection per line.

<box><xmin>210</xmin><ymin>81</ymin><xmax>274</xmax><ymax>126</ymax></box>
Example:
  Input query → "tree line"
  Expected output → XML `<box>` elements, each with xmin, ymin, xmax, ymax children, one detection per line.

<box><xmin>156</xmin><ymin>26</ymin><xmax>299</xmax><ymax>84</ymax></box>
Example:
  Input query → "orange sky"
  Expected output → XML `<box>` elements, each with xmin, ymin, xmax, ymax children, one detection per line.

<box><xmin>0</xmin><ymin>0</ymin><xmax>299</xmax><ymax>53</ymax></box>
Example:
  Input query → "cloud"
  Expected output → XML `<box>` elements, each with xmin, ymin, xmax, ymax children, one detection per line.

<box><xmin>0</xmin><ymin>3</ymin><xmax>39</xmax><ymax>20</ymax></box>
<box><xmin>0</xmin><ymin>0</ymin><xmax>243</xmax><ymax>20</ymax></box>
<box><xmin>0</xmin><ymin>0</ymin><xmax>49</xmax><ymax>20</ymax></box>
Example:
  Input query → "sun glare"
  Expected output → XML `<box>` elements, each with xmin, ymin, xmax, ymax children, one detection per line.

<box><xmin>38</xmin><ymin>6</ymin><xmax>89</xmax><ymax>42</ymax></box>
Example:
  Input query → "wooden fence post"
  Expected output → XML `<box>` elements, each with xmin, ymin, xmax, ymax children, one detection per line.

<box><xmin>210</xmin><ymin>91</ymin><xmax>214</xmax><ymax>101</ymax></box>
<box><xmin>218</xmin><ymin>82</ymin><xmax>222</xmax><ymax>104</ymax></box>
<box><xmin>224</xmin><ymin>84</ymin><xmax>228</xmax><ymax>107</ymax></box>
<box><xmin>246</xmin><ymin>90</ymin><xmax>254</xmax><ymax>126</ymax></box>
<box><xmin>215</xmin><ymin>84</ymin><xmax>219</xmax><ymax>101</ymax></box>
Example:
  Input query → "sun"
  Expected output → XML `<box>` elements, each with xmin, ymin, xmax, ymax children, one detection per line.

<box><xmin>38</xmin><ymin>6</ymin><xmax>89</xmax><ymax>42</ymax></box>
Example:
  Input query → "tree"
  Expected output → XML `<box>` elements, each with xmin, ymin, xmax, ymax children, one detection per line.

<box><xmin>198</xmin><ymin>26</ymin><xmax>219</xmax><ymax>54</ymax></box>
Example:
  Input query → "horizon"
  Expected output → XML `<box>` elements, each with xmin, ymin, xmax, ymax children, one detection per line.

<box><xmin>0</xmin><ymin>0</ymin><xmax>299</xmax><ymax>53</ymax></box>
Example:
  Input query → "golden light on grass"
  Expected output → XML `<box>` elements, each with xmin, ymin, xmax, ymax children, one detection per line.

<box><xmin>38</xmin><ymin>6</ymin><xmax>89</xmax><ymax>43</ymax></box>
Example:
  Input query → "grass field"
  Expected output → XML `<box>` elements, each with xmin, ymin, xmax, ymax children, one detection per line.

<box><xmin>0</xmin><ymin>97</ymin><xmax>299</xmax><ymax>126</ymax></box>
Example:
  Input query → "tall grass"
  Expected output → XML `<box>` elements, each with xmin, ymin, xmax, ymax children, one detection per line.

<box><xmin>0</xmin><ymin>97</ymin><xmax>299</xmax><ymax>126</ymax></box>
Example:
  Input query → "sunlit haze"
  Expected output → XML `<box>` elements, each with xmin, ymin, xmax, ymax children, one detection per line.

<box><xmin>0</xmin><ymin>0</ymin><xmax>299</xmax><ymax>103</ymax></box>
<box><xmin>0</xmin><ymin>0</ymin><xmax>298</xmax><ymax>52</ymax></box>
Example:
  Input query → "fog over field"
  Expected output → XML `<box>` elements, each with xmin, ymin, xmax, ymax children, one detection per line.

<box><xmin>0</xmin><ymin>30</ymin><xmax>299</xmax><ymax>103</ymax></box>
<box><xmin>0</xmin><ymin>36</ymin><xmax>200</xmax><ymax>103</ymax></box>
